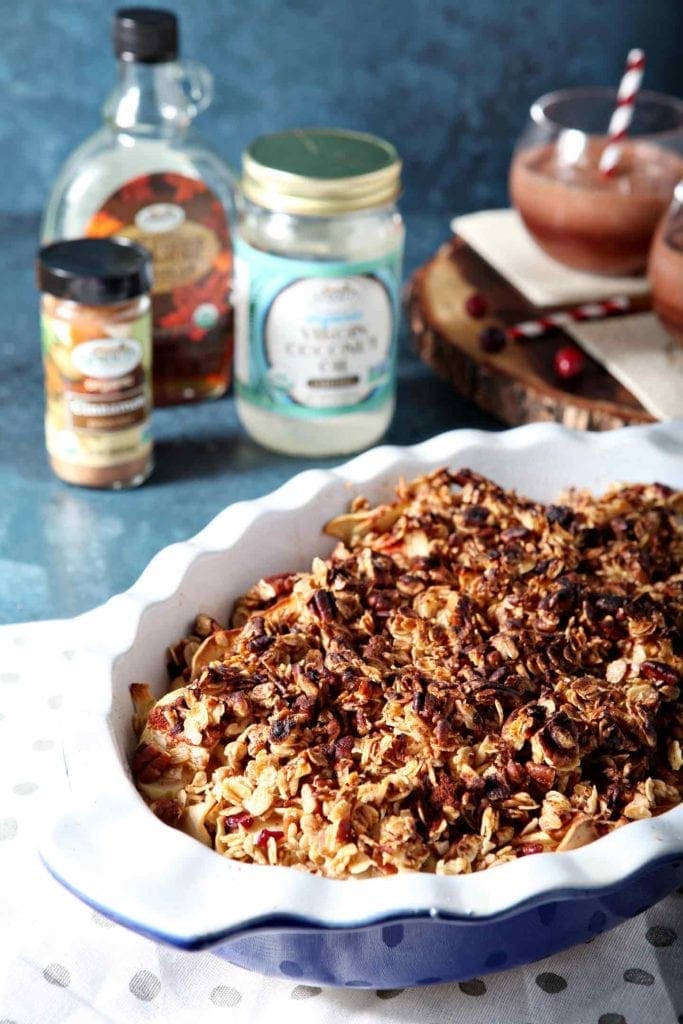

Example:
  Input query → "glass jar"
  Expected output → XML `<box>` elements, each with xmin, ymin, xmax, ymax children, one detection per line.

<box><xmin>42</xmin><ymin>7</ymin><xmax>236</xmax><ymax>406</ymax></box>
<box><xmin>234</xmin><ymin>129</ymin><xmax>405</xmax><ymax>457</ymax></box>
<box><xmin>37</xmin><ymin>238</ymin><xmax>154</xmax><ymax>489</ymax></box>
<box><xmin>649</xmin><ymin>180</ymin><xmax>683</xmax><ymax>347</ymax></box>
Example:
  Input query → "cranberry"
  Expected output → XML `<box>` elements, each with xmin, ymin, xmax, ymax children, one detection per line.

<box><xmin>520</xmin><ymin>841</ymin><xmax>545</xmax><ymax>856</ymax></box>
<box><xmin>225</xmin><ymin>811</ymin><xmax>253</xmax><ymax>831</ymax></box>
<box><xmin>465</xmin><ymin>293</ymin><xmax>488</xmax><ymax>318</ymax></box>
<box><xmin>255</xmin><ymin>828</ymin><xmax>284</xmax><ymax>849</ymax></box>
<box><xmin>554</xmin><ymin>345</ymin><xmax>585</xmax><ymax>380</ymax></box>
<box><xmin>478</xmin><ymin>326</ymin><xmax>507</xmax><ymax>353</ymax></box>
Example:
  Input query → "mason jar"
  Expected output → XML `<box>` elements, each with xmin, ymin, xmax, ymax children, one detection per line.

<box><xmin>234</xmin><ymin>129</ymin><xmax>405</xmax><ymax>457</ymax></box>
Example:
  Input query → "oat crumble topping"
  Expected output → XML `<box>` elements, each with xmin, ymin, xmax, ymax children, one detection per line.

<box><xmin>130</xmin><ymin>469</ymin><xmax>683</xmax><ymax>876</ymax></box>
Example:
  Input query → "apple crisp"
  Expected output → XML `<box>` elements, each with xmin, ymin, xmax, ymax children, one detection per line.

<box><xmin>130</xmin><ymin>468</ymin><xmax>683</xmax><ymax>877</ymax></box>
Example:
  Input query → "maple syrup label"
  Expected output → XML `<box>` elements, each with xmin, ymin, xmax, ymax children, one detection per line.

<box><xmin>86</xmin><ymin>173</ymin><xmax>232</xmax><ymax>377</ymax></box>
<box><xmin>41</xmin><ymin>309</ymin><xmax>153</xmax><ymax>469</ymax></box>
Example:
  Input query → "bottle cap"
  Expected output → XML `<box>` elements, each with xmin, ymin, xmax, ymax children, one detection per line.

<box><xmin>37</xmin><ymin>238</ymin><xmax>153</xmax><ymax>305</ymax></box>
<box><xmin>113</xmin><ymin>7</ymin><xmax>178</xmax><ymax>63</ymax></box>
<box><xmin>241</xmin><ymin>129</ymin><xmax>402</xmax><ymax>215</ymax></box>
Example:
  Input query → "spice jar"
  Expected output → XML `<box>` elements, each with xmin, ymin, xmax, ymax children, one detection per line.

<box><xmin>37</xmin><ymin>238</ymin><xmax>154</xmax><ymax>488</ymax></box>
<box><xmin>234</xmin><ymin>129</ymin><xmax>404</xmax><ymax>456</ymax></box>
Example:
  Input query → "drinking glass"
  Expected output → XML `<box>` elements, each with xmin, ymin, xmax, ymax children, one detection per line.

<box><xmin>649</xmin><ymin>181</ymin><xmax>683</xmax><ymax>345</ymax></box>
<box><xmin>509</xmin><ymin>87</ymin><xmax>683</xmax><ymax>276</ymax></box>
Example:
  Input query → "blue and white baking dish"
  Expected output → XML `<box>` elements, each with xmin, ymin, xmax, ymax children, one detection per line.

<box><xmin>41</xmin><ymin>421</ymin><xmax>683</xmax><ymax>987</ymax></box>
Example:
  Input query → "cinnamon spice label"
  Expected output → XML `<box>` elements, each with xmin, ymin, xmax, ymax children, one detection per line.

<box><xmin>41</xmin><ymin>311</ymin><xmax>152</xmax><ymax>469</ymax></box>
<box><xmin>86</xmin><ymin>172</ymin><xmax>232</xmax><ymax>372</ymax></box>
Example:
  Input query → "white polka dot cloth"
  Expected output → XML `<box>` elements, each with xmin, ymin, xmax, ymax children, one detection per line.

<box><xmin>1</xmin><ymin>621</ymin><xmax>682</xmax><ymax>1024</ymax></box>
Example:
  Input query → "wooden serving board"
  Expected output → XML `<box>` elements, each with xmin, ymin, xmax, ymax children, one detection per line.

<box><xmin>408</xmin><ymin>237</ymin><xmax>655</xmax><ymax>430</ymax></box>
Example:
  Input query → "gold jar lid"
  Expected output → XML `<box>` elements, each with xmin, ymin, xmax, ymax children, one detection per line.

<box><xmin>241</xmin><ymin>128</ymin><xmax>402</xmax><ymax>215</ymax></box>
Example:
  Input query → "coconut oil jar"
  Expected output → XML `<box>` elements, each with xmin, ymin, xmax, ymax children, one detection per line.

<box><xmin>234</xmin><ymin>129</ymin><xmax>404</xmax><ymax>456</ymax></box>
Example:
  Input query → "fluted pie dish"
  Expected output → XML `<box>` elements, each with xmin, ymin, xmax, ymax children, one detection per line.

<box><xmin>41</xmin><ymin>422</ymin><xmax>683</xmax><ymax>987</ymax></box>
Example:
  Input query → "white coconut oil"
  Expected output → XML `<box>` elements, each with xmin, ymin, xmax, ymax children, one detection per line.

<box><xmin>234</xmin><ymin>129</ymin><xmax>405</xmax><ymax>457</ymax></box>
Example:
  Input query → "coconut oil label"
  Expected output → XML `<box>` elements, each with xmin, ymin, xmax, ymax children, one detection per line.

<box><xmin>86</xmin><ymin>173</ymin><xmax>232</xmax><ymax>386</ymax></box>
<box><xmin>233</xmin><ymin>240</ymin><xmax>402</xmax><ymax>417</ymax></box>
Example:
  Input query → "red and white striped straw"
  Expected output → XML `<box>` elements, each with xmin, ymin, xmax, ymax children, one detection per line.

<box><xmin>598</xmin><ymin>48</ymin><xmax>646</xmax><ymax>176</ymax></box>
<box><xmin>508</xmin><ymin>296</ymin><xmax>631</xmax><ymax>341</ymax></box>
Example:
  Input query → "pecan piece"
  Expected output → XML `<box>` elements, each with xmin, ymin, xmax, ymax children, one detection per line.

<box><xmin>532</xmin><ymin>713</ymin><xmax>580</xmax><ymax>770</ymax></box>
<box><xmin>151</xmin><ymin>798</ymin><xmax>183</xmax><ymax>827</ymax></box>
<box><xmin>525</xmin><ymin>762</ymin><xmax>556</xmax><ymax>791</ymax></box>
<box><xmin>309</xmin><ymin>589</ymin><xmax>337</xmax><ymax>621</ymax></box>
<box><xmin>270</xmin><ymin>716</ymin><xmax>294</xmax><ymax>742</ymax></box>
<box><xmin>131</xmin><ymin>742</ymin><xmax>174</xmax><ymax>784</ymax></box>
<box><xmin>641</xmin><ymin>660</ymin><xmax>679</xmax><ymax>686</ymax></box>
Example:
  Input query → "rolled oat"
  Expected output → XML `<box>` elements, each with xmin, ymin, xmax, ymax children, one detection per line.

<box><xmin>130</xmin><ymin>469</ymin><xmax>683</xmax><ymax>877</ymax></box>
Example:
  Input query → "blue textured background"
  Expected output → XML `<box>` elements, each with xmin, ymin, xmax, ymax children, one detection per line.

<box><xmin>3</xmin><ymin>0</ymin><xmax>683</xmax><ymax>622</ymax></box>
<box><xmin>3</xmin><ymin>0</ymin><xmax>683</xmax><ymax>216</ymax></box>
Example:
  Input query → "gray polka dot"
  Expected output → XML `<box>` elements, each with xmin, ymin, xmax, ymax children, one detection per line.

<box><xmin>47</xmin><ymin>694</ymin><xmax>63</xmax><ymax>710</ymax></box>
<box><xmin>0</xmin><ymin>672</ymin><xmax>19</xmax><ymax>684</ymax></box>
<box><xmin>0</xmin><ymin>819</ymin><xmax>17</xmax><ymax>841</ymax></box>
<box><xmin>459</xmin><ymin>978</ymin><xmax>486</xmax><ymax>996</ymax></box>
<box><xmin>61</xmin><ymin>650</ymin><xmax>75</xmax><ymax>661</ymax></box>
<box><xmin>0</xmin><ymin>713</ymin><xmax>5</xmax><ymax>721</ymax></box>
<box><xmin>376</xmin><ymin>989</ymin><xmax>404</xmax><ymax>1000</ymax></box>
<box><xmin>646</xmin><ymin>925</ymin><xmax>677</xmax><ymax>947</ymax></box>
<box><xmin>0</xmin><ymin>1018</ymin><xmax>18</xmax><ymax>1023</ymax></box>
<box><xmin>599</xmin><ymin>1015</ymin><xmax>626</xmax><ymax>1024</ymax></box>
<box><xmin>43</xmin><ymin>964</ymin><xmax>70</xmax><ymax>987</ymax></box>
<box><xmin>13</xmin><ymin>782</ymin><xmax>38</xmax><ymax>796</ymax></box>
<box><xmin>129</xmin><ymin>970</ymin><xmax>161</xmax><ymax>1001</ymax></box>
<box><xmin>91</xmin><ymin>911</ymin><xmax>115</xmax><ymax>928</ymax></box>
<box><xmin>624</xmin><ymin>968</ymin><xmax>654</xmax><ymax>986</ymax></box>
<box><xmin>210</xmin><ymin>985</ymin><xmax>242</xmax><ymax>1006</ymax></box>
<box><xmin>32</xmin><ymin>739</ymin><xmax>54</xmax><ymax>752</ymax></box>
<box><xmin>535</xmin><ymin>972</ymin><xmax>567</xmax><ymax>993</ymax></box>
<box><xmin>291</xmin><ymin>985</ymin><xmax>321</xmax><ymax>1000</ymax></box>
<box><xmin>12</xmin><ymin>635</ymin><xmax>27</xmax><ymax>646</ymax></box>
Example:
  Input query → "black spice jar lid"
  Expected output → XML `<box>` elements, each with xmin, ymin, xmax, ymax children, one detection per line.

<box><xmin>113</xmin><ymin>7</ymin><xmax>178</xmax><ymax>64</ymax></box>
<box><xmin>37</xmin><ymin>238</ymin><xmax>153</xmax><ymax>305</ymax></box>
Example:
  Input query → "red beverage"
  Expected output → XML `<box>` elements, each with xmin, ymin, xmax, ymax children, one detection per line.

<box><xmin>510</xmin><ymin>88</ymin><xmax>683</xmax><ymax>276</ymax></box>
<box><xmin>510</xmin><ymin>138</ymin><xmax>683</xmax><ymax>276</ymax></box>
<box><xmin>649</xmin><ymin>190</ymin><xmax>683</xmax><ymax>346</ymax></box>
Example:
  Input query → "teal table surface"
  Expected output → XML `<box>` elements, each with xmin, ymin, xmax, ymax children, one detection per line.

<box><xmin>0</xmin><ymin>210</ymin><xmax>499</xmax><ymax>623</ymax></box>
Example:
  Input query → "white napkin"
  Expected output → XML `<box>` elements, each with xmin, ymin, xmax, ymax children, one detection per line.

<box><xmin>1</xmin><ymin>621</ymin><xmax>682</xmax><ymax>1024</ymax></box>
<box><xmin>451</xmin><ymin>209</ymin><xmax>650</xmax><ymax>309</ymax></box>
<box><xmin>566</xmin><ymin>311</ymin><xmax>683</xmax><ymax>420</ymax></box>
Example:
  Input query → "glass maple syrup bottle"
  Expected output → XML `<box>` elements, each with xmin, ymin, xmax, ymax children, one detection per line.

<box><xmin>42</xmin><ymin>7</ymin><xmax>236</xmax><ymax>405</ymax></box>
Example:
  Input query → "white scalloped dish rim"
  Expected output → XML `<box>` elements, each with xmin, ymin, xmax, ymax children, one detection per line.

<box><xmin>41</xmin><ymin>421</ymin><xmax>683</xmax><ymax>949</ymax></box>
